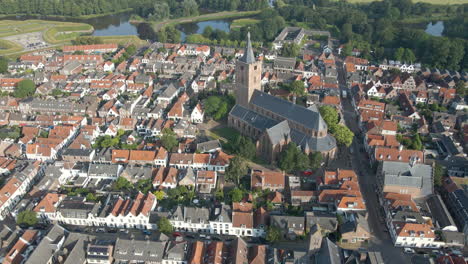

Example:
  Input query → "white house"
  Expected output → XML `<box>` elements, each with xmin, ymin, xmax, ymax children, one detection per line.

<box><xmin>190</xmin><ymin>103</ymin><xmax>204</xmax><ymax>124</ymax></box>
<box><xmin>103</xmin><ymin>61</ymin><xmax>115</xmax><ymax>72</ymax></box>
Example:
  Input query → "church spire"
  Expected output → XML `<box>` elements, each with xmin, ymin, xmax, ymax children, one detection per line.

<box><xmin>240</xmin><ymin>32</ymin><xmax>255</xmax><ymax>64</ymax></box>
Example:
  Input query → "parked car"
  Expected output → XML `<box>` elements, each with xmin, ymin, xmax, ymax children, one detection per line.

<box><xmin>96</xmin><ymin>228</ymin><xmax>106</xmax><ymax>233</ymax></box>
<box><xmin>404</xmin><ymin>248</ymin><xmax>415</xmax><ymax>254</ymax></box>
<box><xmin>142</xmin><ymin>230</ymin><xmax>152</xmax><ymax>235</ymax></box>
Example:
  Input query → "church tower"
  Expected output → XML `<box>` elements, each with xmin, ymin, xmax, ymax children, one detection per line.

<box><xmin>235</xmin><ymin>32</ymin><xmax>262</xmax><ymax>108</ymax></box>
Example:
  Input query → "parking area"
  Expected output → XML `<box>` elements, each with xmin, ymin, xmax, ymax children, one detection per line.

<box><xmin>3</xmin><ymin>31</ymin><xmax>51</xmax><ymax>51</ymax></box>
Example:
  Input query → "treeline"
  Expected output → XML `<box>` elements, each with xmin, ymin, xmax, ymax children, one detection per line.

<box><xmin>185</xmin><ymin>9</ymin><xmax>285</xmax><ymax>47</ymax></box>
<box><xmin>0</xmin><ymin>0</ymin><xmax>131</xmax><ymax>16</ymax></box>
<box><xmin>276</xmin><ymin>0</ymin><xmax>468</xmax><ymax>71</ymax></box>
<box><xmin>196</xmin><ymin>0</ymin><xmax>269</xmax><ymax>12</ymax></box>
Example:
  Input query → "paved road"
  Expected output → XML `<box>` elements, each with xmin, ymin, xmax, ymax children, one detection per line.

<box><xmin>335</xmin><ymin>59</ymin><xmax>412</xmax><ymax>264</ymax></box>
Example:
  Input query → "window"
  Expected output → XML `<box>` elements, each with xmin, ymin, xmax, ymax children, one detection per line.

<box><xmin>254</xmin><ymin>66</ymin><xmax>257</xmax><ymax>70</ymax></box>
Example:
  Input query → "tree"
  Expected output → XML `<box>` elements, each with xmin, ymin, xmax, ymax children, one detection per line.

<box><xmin>278</xmin><ymin>143</ymin><xmax>310</xmax><ymax>173</ymax></box>
<box><xmin>434</xmin><ymin>163</ymin><xmax>445</xmax><ymax>187</ymax></box>
<box><xmin>333</xmin><ymin>125</ymin><xmax>354</xmax><ymax>147</ymax></box>
<box><xmin>154</xmin><ymin>190</ymin><xmax>165</xmax><ymax>200</ymax></box>
<box><xmin>16</xmin><ymin>210</ymin><xmax>38</xmax><ymax>227</ymax></box>
<box><xmin>203</xmin><ymin>26</ymin><xmax>214</xmax><ymax>38</ymax></box>
<box><xmin>289</xmin><ymin>80</ymin><xmax>306</xmax><ymax>97</ymax></box>
<box><xmin>402</xmin><ymin>48</ymin><xmax>416</xmax><ymax>63</ymax></box>
<box><xmin>13</xmin><ymin>79</ymin><xmax>36</xmax><ymax>98</ymax></box>
<box><xmin>0</xmin><ymin>57</ymin><xmax>8</xmax><ymax>74</ymax></box>
<box><xmin>455</xmin><ymin>81</ymin><xmax>466</xmax><ymax>96</ymax></box>
<box><xmin>225</xmin><ymin>156</ymin><xmax>248</xmax><ymax>185</ymax></box>
<box><xmin>151</xmin><ymin>2</ymin><xmax>170</xmax><ymax>21</ymax></box>
<box><xmin>157</xmin><ymin>217</ymin><xmax>174</xmax><ymax>234</ymax></box>
<box><xmin>136</xmin><ymin>178</ymin><xmax>153</xmax><ymax>193</ymax></box>
<box><xmin>161</xmin><ymin>128</ymin><xmax>178</xmax><ymax>151</ymax></box>
<box><xmin>180</xmin><ymin>0</ymin><xmax>199</xmax><ymax>17</ymax></box>
<box><xmin>229</xmin><ymin>187</ymin><xmax>244</xmax><ymax>203</ymax></box>
<box><xmin>215</xmin><ymin>188</ymin><xmax>224</xmax><ymax>201</ymax></box>
<box><xmin>266</xmin><ymin>226</ymin><xmax>281</xmax><ymax>242</ymax></box>
<box><xmin>86</xmin><ymin>192</ymin><xmax>98</xmax><ymax>201</ymax></box>
<box><xmin>309</xmin><ymin>152</ymin><xmax>323</xmax><ymax>170</ymax></box>
<box><xmin>394</xmin><ymin>47</ymin><xmax>405</xmax><ymax>61</ymax></box>
<box><xmin>204</xmin><ymin>96</ymin><xmax>231</xmax><ymax>121</ymax></box>
<box><xmin>319</xmin><ymin>106</ymin><xmax>339</xmax><ymax>128</ymax></box>
<box><xmin>234</xmin><ymin>135</ymin><xmax>256</xmax><ymax>160</ymax></box>
<box><xmin>114</xmin><ymin>177</ymin><xmax>132</xmax><ymax>191</ymax></box>
<box><xmin>278</xmin><ymin>143</ymin><xmax>297</xmax><ymax>173</ymax></box>
<box><xmin>281</xmin><ymin>43</ymin><xmax>299</xmax><ymax>57</ymax></box>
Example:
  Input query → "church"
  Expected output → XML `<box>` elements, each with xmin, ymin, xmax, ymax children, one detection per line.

<box><xmin>228</xmin><ymin>33</ymin><xmax>337</xmax><ymax>163</ymax></box>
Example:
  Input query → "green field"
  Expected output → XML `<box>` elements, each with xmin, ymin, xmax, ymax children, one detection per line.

<box><xmin>0</xmin><ymin>19</ymin><xmax>93</xmax><ymax>43</ymax></box>
<box><xmin>43</xmin><ymin>23</ymin><xmax>93</xmax><ymax>44</ymax></box>
<box><xmin>0</xmin><ymin>39</ymin><xmax>23</xmax><ymax>55</ymax></box>
<box><xmin>230</xmin><ymin>18</ymin><xmax>260</xmax><ymax>29</ymax></box>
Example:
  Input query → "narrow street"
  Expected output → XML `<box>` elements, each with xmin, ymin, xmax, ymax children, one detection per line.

<box><xmin>335</xmin><ymin>59</ymin><xmax>412</xmax><ymax>264</ymax></box>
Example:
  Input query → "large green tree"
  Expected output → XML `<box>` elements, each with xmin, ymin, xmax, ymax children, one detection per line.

<box><xmin>266</xmin><ymin>226</ymin><xmax>282</xmax><ymax>242</ymax></box>
<box><xmin>234</xmin><ymin>135</ymin><xmax>256</xmax><ymax>160</ymax></box>
<box><xmin>225</xmin><ymin>156</ymin><xmax>248</xmax><ymax>186</ymax></box>
<box><xmin>319</xmin><ymin>106</ymin><xmax>339</xmax><ymax>128</ymax></box>
<box><xmin>161</xmin><ymin>128</ymin><xmax>178</xmax><ymax>151</ymax></box>
<box><xmin>332</xmin><ymin>125</ymin><xmax>354</xmax><ymax>147</ymax></box>
<box><xmin>16</xmin><ymin>210</ymin><xmax>38</xmax><ymax>227</ymax></box>
<box><xmin>278</xmin><ymin>143</ymin><xmax>310</xmax><ymax>173</ymax></box>
<box><xmin>289</xmin><ymin>80</ymin><xmax>306</xmax><ymax>97</ymax></box>
<box><xmin>13</xmin><ymin>79</ymin><xmax>36</xmax><ymax>98</ymax></box>
<box><xmin>157</xmin><ymin>217</ymin><xmax>174</xmax><ymax>234</ymax></box>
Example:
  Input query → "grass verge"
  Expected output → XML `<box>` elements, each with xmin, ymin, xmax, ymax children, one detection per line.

<box><xmin>43</xmin><ymin>23</ymin><xmax>93</xmax><ymax>44</ymax></box>
<box><xmin>153</xmin><ymin>10</ymin><xmax>261</xmax><ymax>31</ymax></box>
<box><xmin>230</xmin><ymin>18</ymin><xmax>260</xmax><ymax>29</ymax></box>
<box><xmin>0</xmin><ymin>39</ymin><xmax>23</xmax><ymax>55</ymax></box>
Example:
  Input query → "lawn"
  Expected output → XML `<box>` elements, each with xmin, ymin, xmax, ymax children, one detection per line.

<box><xmin>43</xmin><ymin>23</ymin><xmax>93</xmax><ymax>44</ymax></box>
<box><xmin>0</xmin><ymin>39</ymin><xmax>23</xmax><ymax>55</ymax></box>
<box><xmin>210</xmin><ymin>127</ymin><xmax>240</xmax><ymax>143</ymax></box>
<box><xmin>230</xmin><ymin>18</ymin><xmax>260</xmax><ymax>29</ymax></box>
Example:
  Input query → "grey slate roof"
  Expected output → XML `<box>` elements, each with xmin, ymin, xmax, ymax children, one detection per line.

<box><xmin>426</xmin><ymin>194</ymin><xmax>456</xmax><ymax>229</ymax></box>
<box><xmin>230</xmin><ymin>104</ymin><xmax>278</xmax><ymax>131</ymax></box>
<box><xmin>183</xmin><ymin>206</ymin><xmax>210</xmax><ymax>224</ymax></box>
<box><xmin>381</xmin><ymin>161</ymin><xmax>433</xmax><ymax>197</ymax></box>
<box><xmin>316</xmin><ymin>238</ymin><xmax>343</xmax><ymax>264</ymax></box>
<box><xmin>239</xmin><ymin>32</ymin><xmax>255</xmax><ymax>64</ymax></box>
<box><xmin>88</xmin><ymin>163</ymin><xmax>120</xmax><ymax>177</ymax></box>
<box><xmin>25</xmin><ymin>224</ymin><xmax>67</xmax><ymax>264</ymax></box>
<box><xmin>306</xmin><ymin>211</ymin><xmax>338</xmax><ymax>233</ymax></box>
<box><xmin>62</xmin><ymin>148</ymin><xmax>93</xmax><ymax>157</ymax></box>
<box><xmin>57</xmin><ymin>197</ymin><xmax>100</xmax><ymax>219</ymax></box>
<box><xmin>113</xmin><ymin>238</ymin><xmax>165</xmax><ymax>263</ymax></box>
<box><xmin>250</xmin><ymin>90</ymin><xmax>327</xmax><ymax>131</ymax></box>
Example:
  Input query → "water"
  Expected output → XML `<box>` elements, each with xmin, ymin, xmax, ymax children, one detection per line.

<box><xmin>2</xmin><ymin>12</ymin><xmax>139</xmax><ymax>36</ymax></box>
<box><xmin>89</xmin><ymin>13</ymin><xmax>138</xmax><ymax>36</ymax></box>
<box><xmin>425</xmin><ymin>21</ymin><xmax>444</xmax><ymax>37</ymax></box>
<box><xmin>177</xmin><ymin>20</ymin><xmax>231</xmax><ymax>41</ymax></box>
<box><xmin>2</xmin><ymin>13</ymin><xmax>235</xmax><ymax>41</ymax></box>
